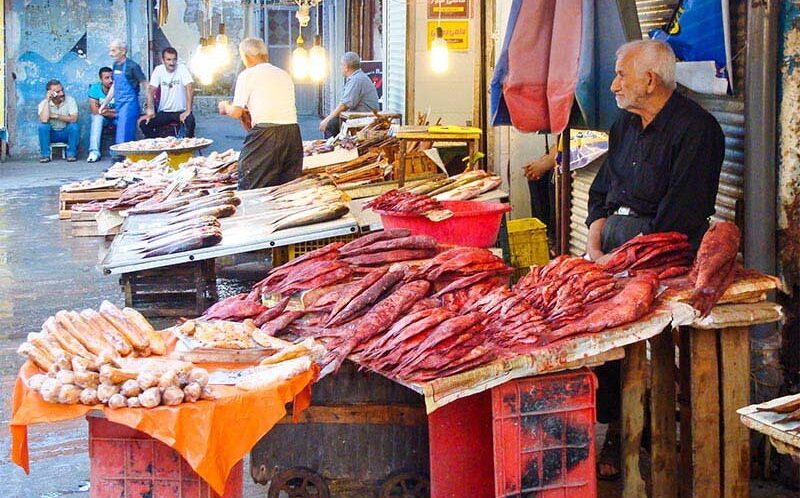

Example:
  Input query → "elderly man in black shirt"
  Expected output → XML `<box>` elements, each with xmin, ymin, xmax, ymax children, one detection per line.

<box><xmin>587</xmin><ymin>40</ymin><xmax>725</xmax><ymax>261</ymax></box>
<box><xmin>587</xmin><ymin>39</ymin><xmax>724</xmax><ymax>480</ymax></box>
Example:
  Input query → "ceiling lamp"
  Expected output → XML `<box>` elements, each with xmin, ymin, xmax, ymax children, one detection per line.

<box><xmin>212</xmin><ymin>23</ymin><xmax>231</xmax><ymax>70</ymax></box>
<box><xmin>430</xmin><ymin>26</ymin><xmax>449</xmax><ymax>74</ymax></box>
<box><xmin>309</xmin><ymin>35</ymin><xmax>327</xmax><ymax>82</ymax></box>
<box><xmin>292</xmin><ymin>34</ymin><xmax>309</xmax><ymax>80</ymax></box>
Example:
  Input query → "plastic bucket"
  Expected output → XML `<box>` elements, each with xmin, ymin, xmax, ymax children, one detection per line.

<box><xmin>375</xmin><ymin>200</ymin><xmax>511</xmax><ymax>248</ymax></box>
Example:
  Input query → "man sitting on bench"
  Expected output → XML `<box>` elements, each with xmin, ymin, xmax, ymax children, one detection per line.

<box><xmin>140</xmin><ymin>47</ymin><xmax>195</xmax><ymax>138</ymax></box>
<box><xmin>38</xmin><ymin>79</ymin><xmax>79</xmax><ymax>163</ymax></box>
<box><xmin>87</xmin><ymin>67</ymin><xmax>116</xmax><ymax>162</ymax></box>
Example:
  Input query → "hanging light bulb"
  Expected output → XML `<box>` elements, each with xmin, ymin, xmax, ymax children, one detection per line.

<box><xmin>430</xmin><ymin>26</ymin><xmax>449</xmax><ymax>74</ymax></box>
<box><xmin>296</xmin><ymin>3</ymin><xmax>311</xmax><ymax>28</ymax></box>
<box><xmin>191</xmin><ymin>37</ymin><xmax>216</xmax><ymax>85</ymax></box>
<box><xmin>292</xmin><ymin>34</ymin><xmax>309</xmax><ymax>80</ymax></box>
<box><xmin>212</xmin><ymin>23</ymin><xmax>231</xmax><ymax>70</ymax></box>
<box><xmin>308</xmin><ymin>35</ymin><xmax>327</xmax><ymax>82</ymax></box>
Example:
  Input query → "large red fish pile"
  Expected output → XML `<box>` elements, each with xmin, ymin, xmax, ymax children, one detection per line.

<box><xmin>600</xmin><ymin>232</ymin><xmax>693</xmax><ymax>278</ymax></box>
<box><xmin>364</xmin><ymin>190</ymin><xmax>445</xmax><ymax>216</ymax></box>
<box><xmin>194</xmin><ymin>222</ymin><xmax>744</xmax><ymax>382</ymax></box>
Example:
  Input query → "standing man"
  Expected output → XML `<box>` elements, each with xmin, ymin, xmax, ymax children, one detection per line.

<box><xmin>218</xmin><ymin>38</ymin><xmax>302</xmax><ymax>190</ymax></box>
<box><xmin>140</xmin><ymin>47</ymin><xmax>196</xmax><ymax>138</ymax></box>
<box><xmin>99</xmin><ymin>39</ymin><xmax>148</xmax><ymax>145</ymax></box>
<box><xmin>586</xmin><ymin>39</ymin><xmax>724</xmax><ymax>479</ymax></box>
<box><xmin>319</xmin><ymin>52</ymin><xmax>379</xmax><ymax>138</ymax></box>
<box><xmin>87</xmin><ymin>67</ymin><xmax>115</xmax><ymax>162</ymax></box>
<box><xmin>37</xmin><ymin>79</ymin><xmax>79</xmax><ymax>163</ymax></box>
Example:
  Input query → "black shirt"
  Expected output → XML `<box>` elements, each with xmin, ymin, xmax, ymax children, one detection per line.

<box><xmin>586</xmin><ymin>91</ymin><xmax>725</xmax><ymax>249</ymax></box>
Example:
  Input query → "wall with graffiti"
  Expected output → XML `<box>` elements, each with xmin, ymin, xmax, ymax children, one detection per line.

<box><xmin>5</xmin><ymin>0</ymin><xmax>148</xmax><ymax>157</ymax></box>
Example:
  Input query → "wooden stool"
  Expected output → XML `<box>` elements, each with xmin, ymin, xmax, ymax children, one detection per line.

<box><xmin>395</xmin><ymin>127</ymin><xmax>482</xmax><ymax>187</ymax></box>
<box><xmin>50</xmin><ymin>142</ymin><xmax>67</xmax><ymax>160</ymax></box>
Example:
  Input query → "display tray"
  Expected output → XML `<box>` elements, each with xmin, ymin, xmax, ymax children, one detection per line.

<box><xmin>110</xmin><ymin>138</ymin><xmax>213</xmax><ymax>155</ymax></box>
<box><xmin>739</xmin><ymin>394</ymin><xmax>800</xmax><ymax>457</ymax></box>
<box><xmin>169</xmin><ymin>323</ymin><xmax>278</xmax><ymax>364</ymax></box>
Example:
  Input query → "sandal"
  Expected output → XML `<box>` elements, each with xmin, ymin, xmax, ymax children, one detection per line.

<box><xmin>39</xmin><ymin>157</ymin><xmax>51</xmax><ymax>163</ymax></box>
<box><xmin>597</xmin><ymin>425</ymin><xmax>622</xmax><ymax>481</ymax></box>
<box><xmin>66</xmin><ymin>157</ymin><xmax>77</xmax><ymax>162</ymax></box>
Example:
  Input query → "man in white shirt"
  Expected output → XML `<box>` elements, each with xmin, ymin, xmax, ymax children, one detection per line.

<box><xmin>218</xmin><ymin>38</ymin><xmax>302</xmax><ymax>189</ymax></box>
<box><xmin>140</xmin><ymin>47</ymin><xmax>195</xmax><ymax>138</ymax></box>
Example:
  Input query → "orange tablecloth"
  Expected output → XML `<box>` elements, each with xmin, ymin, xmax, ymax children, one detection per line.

<box><xmin>10</xmin><ymin>360</ymin><xmax>315</xmax><ymax>495</ymax></box>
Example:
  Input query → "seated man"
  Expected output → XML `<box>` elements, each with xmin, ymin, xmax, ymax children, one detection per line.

<box><xmin>319</xmin><ymin>52</ymin><xmax>379</xmax><ymax>138</ymax></box>
<box><xmin>140</xmin><ymin>47</ymin><xmax>195</xmax><ymax>138</ymax></box>
<box><xmin>87</xmin><ymin>67</ymin><xmax>116</xmax><ymax>162</ymax></box>
<box><xmin>38</xmin><ymin>79</ymin><xmax>79</xmax><ymax>163</ymax></box>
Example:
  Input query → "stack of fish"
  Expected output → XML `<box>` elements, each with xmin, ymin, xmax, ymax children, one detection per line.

<box><xmin>600</xmin><ymin>232</ymin><xmax>694</xmax><ymax>278</ymax></box>
<box><xmin>364</xmin><ymin>190</ymin><xmax>448</xmax><ymax>220</ymax></box>
<box><xmin>400</xmin><ymin>170</ymin><xmax>503</xmax><ymax>201</ymax></box>
<box><xmin>338</xmin><ymin>230</ymin><xmax>439</xmax><ymax>266</ymax></box>
<box><xmin>130</xmin><ymin>192</ymin><xmax>239</xmax><ymax>258</ymax></box>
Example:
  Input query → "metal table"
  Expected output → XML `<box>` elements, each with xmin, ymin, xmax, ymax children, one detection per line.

<box><xmin>102</xmin><ymin>188</ymin><xmax>359</xmax><ymax>275</ymax></box>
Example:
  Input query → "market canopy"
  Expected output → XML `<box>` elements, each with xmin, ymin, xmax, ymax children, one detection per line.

<box><xmin>491</xmin><ymin>0</ymin><xmax>641</xmax><ymax>133</ymax></box>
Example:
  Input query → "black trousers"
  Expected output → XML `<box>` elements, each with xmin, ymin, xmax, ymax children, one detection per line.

<box><xmin>140</xmin><ymin>111</ymin><xmax>196</xmax><ymax>138</ymax></box>
<box><xmin>595</xmin><ymin>214</ymin><xmax>653</xmax><ymax>424</ymax></box>
<box><xmin>527</xmin><ymin>170</ymin><xmax>556</xmax><ymax>240</ymax></box>
<box><xmin>238</xmin><ymin>123</ymin><xmax>303</xmax><ymax>190</ymax></box>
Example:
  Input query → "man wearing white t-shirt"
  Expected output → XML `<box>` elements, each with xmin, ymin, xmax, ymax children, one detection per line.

<box><xmin>140</xmin><ymin>47</ymin><xmax>195</xmax><ymax>138</ymax></box>
<box><xmin>218</xmin><ymin>38</ymin><xmax>302</xmax><ymax>189</ymax></box>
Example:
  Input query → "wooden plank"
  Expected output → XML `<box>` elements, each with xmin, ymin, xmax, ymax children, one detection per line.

<box><xmin>622</xmin><ymin>340</ymin><xmax>647</xmax><ymax>498</ymax></box>
<box><xmin>720</xmin><ymin>326</ymin><xmax>750</xmax><ymax>498</ymax></box>
<box><xmin>650</xmin><ymin>328</ymin><xmax>678</xmax><ymax>498</ymax></box>
<box><xmin>680</xmin><ymin>327</ymin><xmax>722</xmax><ymax>498</ymax></box>
<box><xmin>277</xmin><ymin>404</ymin><xmax>427</xmax><ymax>426</ymax></box>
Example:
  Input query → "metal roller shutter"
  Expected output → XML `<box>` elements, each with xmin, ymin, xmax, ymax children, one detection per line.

<box><xmin>384</xmin><ymin>0</ymin><xmax>406</xmax><ymax>118</ymax></box>
<box><xmin>568</xmin><ymin>0</ymin><xmax>747</xmax><ymax>256</ymax></box>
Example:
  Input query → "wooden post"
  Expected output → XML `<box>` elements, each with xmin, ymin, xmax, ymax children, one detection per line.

<box><xmin>398</xmin><ymin>140</ymin><xmax>407</xmax><ymax>188</ymax></box>
<box><xmin>622</xmin><ymin>341</ymin><xmax>647</xmax><ymax>498</ymax></box>
<box><xmin>649</xmin><ymin>327</ymin><xmax>678</xmax><ymax>498</ymax></box>
<box><xmin>720</xmin><ymin>326</ymin><xmax>751</xmax><ymax>498</ymax></box>
<box><xmin>558</xmin><ymin>127</ymin><xmax>572</xmax><ymax>255</ymax></box>
<box><xmin>680</xmin><ymin>327</ymin><xmax>721</xmax><ymax>498</ymax></box>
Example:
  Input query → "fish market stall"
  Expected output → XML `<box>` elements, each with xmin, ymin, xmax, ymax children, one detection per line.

<box><xmin>109</xmin><ymin>137</ymin><xmax>214</xmax><ymax>169</ymax></box>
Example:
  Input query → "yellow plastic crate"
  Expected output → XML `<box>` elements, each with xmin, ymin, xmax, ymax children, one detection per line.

<box><xmin>507</xmin><ymin>217</ymin><xmax>550</xmax><ymax>273</ymax></box>
<box><xmin>272</xmin><ymin>233</ymin><xmax>359</xmax><ymax>266</ymax></box>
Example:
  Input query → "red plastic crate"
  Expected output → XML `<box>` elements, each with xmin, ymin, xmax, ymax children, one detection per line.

<box><xmin>87</xmin><ymin>415</ymin><xmax>243</xmax><ymax>498</ymax></box>
<box><xmin>491</xmin><ymin>369</ymin><xmax>597</xmax><ymax>498</ymax></box>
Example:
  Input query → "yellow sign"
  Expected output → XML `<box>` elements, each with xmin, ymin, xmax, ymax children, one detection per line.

<box><xmin>427</xmin><ymin>21</ymin><xmax>469</xmax><ymax>51</ymax></box>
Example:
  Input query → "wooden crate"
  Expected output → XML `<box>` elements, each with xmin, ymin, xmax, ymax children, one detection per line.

<box><xmin>69</xmin><ymin>211</ymin><xmax>120</xmax><ymax>238</ymax></box>
<box><xmin>58</xmin><ymin>188</ymin><xmax>122</xmax><ymax>219</ymax></box>
<box><xmin>393</xmin><ymin>150</ymin><xmax>439</xmax><ymax>180</ymax></box>
<box><xmin>120</xmin><ymin>260</ymin><xmax>217</xmax><ymax>318</ymax></box>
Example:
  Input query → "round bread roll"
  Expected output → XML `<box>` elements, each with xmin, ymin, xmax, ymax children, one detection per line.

<box><xmin>40</xmin><ymin>378</ymin><xmax>62</xmax><ymax>403</ymax></box>
<box><xmin>136</xmin><ymin>372</ymin><xmax>159</xmax><ymax>390</ymax></box>
<box><xmin>79</xmin><ymin>388</ymin><xmax>99</xmax><ymax>406</ymax></box>
<box><xmin>28</xmin><ymin>374</ymin><xmax>47</xmax><ymax>391</ymax></box>
<box><xmin>120</xmin><ymin>379</ymin><xmax>142</xmax><ymax>397</ymax></box>
<box><xmin>200</xmin><ymin>386</ymin><xmax>217</xmax><ymax>401</ymax></box>
<box><xmin>107</xmin><ymin>393</ymin><xmax>127</xmax><ymax>409</ymax></box>
<box><xmin>158</xmin><ymin>370</ymin><xmax>179</xmax><ymax>389</ymax></box>
<box><xmin>126</xmin><ymin>396</ymin><xmax>142</xmax><ymax>408</ymax></box>
<box><xmin>96</xmin><ymin>383</ymin><xmax>120</xmax><ymax>403</ymax></box>
<box><xmin>74</xmin><ymin>371</ymin><xmax>100</xmax><ymax>390</ymax></box>
<box><xmin>55</xmin><ymin>370</ymin><xmax>76</xmax><ymax>386</ymax></box>
<box><xmin>139</xmin><ymin>387</ymin><xmax>162</xmax><ymax>408</ymax></box>
<box><xmin>58</xmin><ymin>384</ymin><xmax>82</xmax><ymax>404</ymax></box>
<box><xmin>183</xmin><ymin>382</ymin><xmax>202</xmax><ymax>403</ymax></box>
<box><xmin>188</xmin><ymin>368</ymin><xmax>209</xmax><ymax>388</ymax></box>
<box><xmin>162</xmin><ymin>386</ymin><xmax>184</xmax><ymax>406</ymax></box>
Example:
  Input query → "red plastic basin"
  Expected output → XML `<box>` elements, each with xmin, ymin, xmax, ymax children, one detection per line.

<box><xmin>375</xmin><ymin>200</ymin><xmax>511</xmax><ymax>248</ymax></box>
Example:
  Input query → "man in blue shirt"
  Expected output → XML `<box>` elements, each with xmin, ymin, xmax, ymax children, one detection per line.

<box><xmin>86</xmin><ymin>67</ymin><xmax>115</xmax><ymax>162</ymax></box>
<box><xmin>319</xmin><ymin>52</ymin><xmax>379</xmax><ymax>138</ymax></box>
<box><xmin>99</xmin><ymin>39</ymin><xmax>148</xmax><ymax>145</ymax></box>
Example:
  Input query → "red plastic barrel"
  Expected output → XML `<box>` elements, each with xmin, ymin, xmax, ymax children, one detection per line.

<box><xmin>376</xmin><ymin>200</ymin><xmax>511</xmax><ymax>248</ymax></box>
<box><xmin>87</xmin><ymin>414</ymin><xmax>243</xmax><ymax>498</ymax></box>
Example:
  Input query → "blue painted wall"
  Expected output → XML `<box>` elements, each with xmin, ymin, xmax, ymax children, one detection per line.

<box><xmin>6</xmin><ymin>0</ymin><xmax>149</xmax><ymax>158</ymax></box>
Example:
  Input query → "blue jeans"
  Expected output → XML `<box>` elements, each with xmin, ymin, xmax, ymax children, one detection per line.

<box><xmin>38</xmin><ymin>122</ymin><xmax>79</xmax><ymax>158</ymax></box>
<box><xmin>89</xmin><ymin>114</ymin><xmax>115</xmax><ymax>155</ymax></box>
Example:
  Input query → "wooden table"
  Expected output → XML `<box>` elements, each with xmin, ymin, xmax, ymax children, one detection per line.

<box><xmin>738</xmin><ymin>394</ymin><xmax>800</xmax><ymax>462</ymax></box>
<box><xmin>395</xmin><ymin>127</ymin><xmax>481</xmax><ymax>187</ymax></box>
<box><xmin>623</xmin><ymin>301</ymin><xmax>783</xmax><ymax>498</ymax></box>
